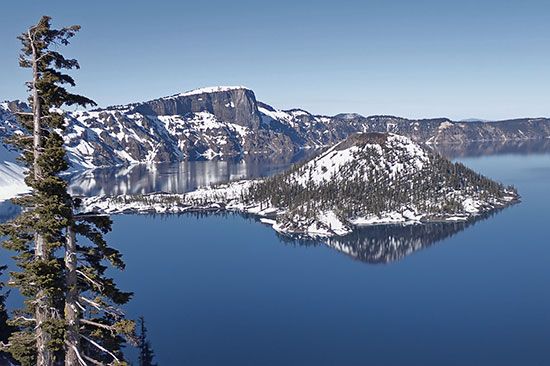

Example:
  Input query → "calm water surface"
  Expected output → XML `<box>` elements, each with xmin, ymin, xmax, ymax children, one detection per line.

<box><xmin>107</xmin><ymin>146</ymin><xmax>550</xmax><ymax>365</ymax></box>
<box><xmin>2</xmin><ymin>145</ymin><xmax>550</xmax><ymax>365</ymax></box>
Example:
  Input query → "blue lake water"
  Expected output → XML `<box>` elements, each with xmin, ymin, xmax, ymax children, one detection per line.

<box><xmin>109</xmin><ymin>147</ymin><xmax>549</xmax><ymax>365</ymax></box>
<box><xmin>1</xmin><ymin>145</ymin><xmax>550</xmax><ymax>365</ymax></box>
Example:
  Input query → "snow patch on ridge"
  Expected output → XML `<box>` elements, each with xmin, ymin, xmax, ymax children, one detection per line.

<box><xmin>175</xmin><ymin>86</ymin><xmax>250</xmax><ymax>98</ymax></box>
<box><xmin>291</xmin><ymin>133</ymin><xmax>429</xmax><ymax>186</ymax></box>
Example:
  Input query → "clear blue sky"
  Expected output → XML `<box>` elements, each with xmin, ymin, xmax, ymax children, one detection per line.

<box><xmin>1</xmin><ymin>0</ymin><xmax>549</xmax><ymax>120</ymax></box>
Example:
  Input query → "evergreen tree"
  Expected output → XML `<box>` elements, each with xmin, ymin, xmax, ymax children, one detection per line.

<box><xmin>0</xmin><ymin>16</ymin><xmax>135</xmax><ymax>365</ymax></box>
<box><xmin>138</xmin><ymin>316</ymin><xmax>157</xmax><ymax>366</ymax></box>
<box><xmin>0</xmin><ymin>15</ymin><xmax>84</xmax><ymax>365</ymax></box>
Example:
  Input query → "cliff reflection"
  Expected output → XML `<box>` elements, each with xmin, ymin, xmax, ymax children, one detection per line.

<box><xmin>68</xmin><ymin>151</ymin><xmax>315</xmax><ymax>197</ymax></box>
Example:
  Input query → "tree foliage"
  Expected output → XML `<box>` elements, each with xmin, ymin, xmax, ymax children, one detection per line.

<box><xmin>0</xmin><ymin>16</ymin><xmax>134</xmax><ymax>366</ymax></box>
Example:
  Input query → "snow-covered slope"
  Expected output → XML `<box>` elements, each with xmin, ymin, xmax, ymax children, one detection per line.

<box><xmin>0</xmin><ymin>101</ymin><xmax>29</xmax><ymax>201</ymax></box>
<box><xmin>0</xmin><ymin>161</ymin><xmax>28</xmax><ymax>202</ymax></box>
<box><xmin>288</xmin><ymin>133</ymin><xmax>428</xmax><ymax>186</ymax></box>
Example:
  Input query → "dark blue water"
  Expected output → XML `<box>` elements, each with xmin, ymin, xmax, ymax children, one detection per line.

<box><xmin>1</xmin><ymin>146</ymin><xmax>549</xmax><ymax>365</ymax></box>
<box><xmin>103</xmin><ymin>150</ymin><xmax>550</xmax><ymax>365</ymax></box>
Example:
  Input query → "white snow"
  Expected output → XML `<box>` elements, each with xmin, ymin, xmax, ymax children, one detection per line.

<box><xmin>176</xmin><ymin>86</ymin><xmax>249</xmax><ymax>98</ymax></box>
<box><xmin>0</xmin><ymin>161</ymin><xmax>30</xmax><ymax>202</ymax></box>
<box><xmin>288</xmin><ymin>110</ymin><xmax>310</xmax><ymax>117</ymax></box>
<box><xmin>310</xmin><ymin>211</ymin><xmax>350</xmax><ymax>236</ymax></box>
<box><xmin>291</xmin><ymin>133</ymin><xmax>429</xmax><ymax>186</ymax></box>
<box><xmin>296</xmin><ymin>145</ymin><xmax>360</xmax><ymax>186</ymax></box>
<box><xmin>438</xmin><ymin>121</ymin><xmax>454</xmax><ymax>130</ymax></box>
<box><xmin>259</xmin><ymin>218</ymin><xmax>277</xmax><ymax>225</ymax></box>
<box><xmin>258</xmin><ymin>106</ymin><xmax>293</xmax><ymax>123</ymax></box>
<box><xmin>462</xmin><ymin>198</ymin><xmax>480</xmax><ymax>213</ymax></box>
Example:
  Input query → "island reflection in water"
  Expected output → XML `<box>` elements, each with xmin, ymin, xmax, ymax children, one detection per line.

<box><xmin>171</xmin><ymin>208</ymin><xmax>507</xmax><ymax>265</ymax></box>
<box><xmin>276</xmin><ymin>210</ymin><xmax>504</xmax><ymax>264</ymax></box>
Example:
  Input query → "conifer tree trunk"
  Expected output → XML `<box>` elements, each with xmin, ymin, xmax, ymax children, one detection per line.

<box><xmin>64</xmin><ymin>224</ymin><xmax>79</xmax><ymax>366</ymax></box>
<box><xmin>30</xmin><ymin>28</ymin><xmax>42</xmax><ymax>181</ymax></box>
<box><xmin>29</xmin><ymin>29</ymin><xmax>53</xmax><ymax>366</ymax></box>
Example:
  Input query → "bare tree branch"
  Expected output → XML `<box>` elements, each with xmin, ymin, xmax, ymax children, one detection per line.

<box><xmin>64</xmin><ymin>341</ymin><xmax>88</xmax><ymax>366</ymax></box>
<box><xmin>81</xmin><ymin>334</ymin><xmax>120</xmax><ymax>363</ymax></box>
<box><xmin>79</xmin><ymin>296</ymin><xmax>102</xmax><ymax>311</ymax></box>
<box><xmin>79</xmin><ymin>296</ymin><xmax>122</xmax><ymax>318</ymax></box>
<box><xmin>76</xmin><ymin>270</ymin><xmax>104</xmax><ymax>291</ymax></box>
<box><xmin>35</xmin><ymin>51</ymin><xmax>53</xmax><ymax>62</ymax></box>
<box><xmin>0</xmin><ymin>341</ymin><xmax>11</xmax><ymax>351</ymax></box>
<box><xmin>75</xmin><ymin>300</ymin><xmax>86</xmax><ymax>312</ymax></box>
<box><xmin>82</xmin><ymin>354</ymin><xmax>103</xmax><ymax>366</ymax></box>
<box><xmin>13</xmin><ymin>316</ymin><xmax>36</xmax><ymax>323</ymax></box>
<box><xmin>80</xmin><ymin>318</ymin><xmax>115</xmax><ymax>333</ymax></box>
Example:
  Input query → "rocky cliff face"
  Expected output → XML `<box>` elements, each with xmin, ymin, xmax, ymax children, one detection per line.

<box><xmin>1</xmin><ymin>86</ymin><xmax>550</xmax><ymax>168</ymax></box>
<box><xmin>58</xmin><ymin>87</ymin><xmax>301</xmax><ymax>168</ymax></box>
<box><xmin>134</xmin><ymin>87</ymin><xmax>262</xmax><ymax>129</ymax></box>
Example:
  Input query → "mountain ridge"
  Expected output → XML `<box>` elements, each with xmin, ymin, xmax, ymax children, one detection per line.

<box><xmin>2</xmin><ymin>86</ymin><xmax>550</xmax><ymax>169</ymax></box>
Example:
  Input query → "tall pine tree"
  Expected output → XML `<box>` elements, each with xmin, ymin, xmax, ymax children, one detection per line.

<box><xmin>0</xmin><ymin>16</ymin><xmax>135</xmax><ymax>365</ymax></box>
<box><xmin>0</xmin><ymin>15</ymin><xmax>85</xmax><ymax>365</ymax></box>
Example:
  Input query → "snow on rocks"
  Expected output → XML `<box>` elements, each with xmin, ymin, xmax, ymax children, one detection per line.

<box><xmin>289</xmin><ymin>133</ymin><xmax>430</xmax><ymax>187</ymax></box>
<box><xmin>176</xmin><ymin>86</ymin><xmax>250</xmax><ymax>98</ymax></box>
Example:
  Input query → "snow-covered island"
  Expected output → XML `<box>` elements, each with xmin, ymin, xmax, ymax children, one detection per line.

<box><xmin>80</xmin><ymin>133</ymin><xmax>519</xmax><ymax>238</ymax></box>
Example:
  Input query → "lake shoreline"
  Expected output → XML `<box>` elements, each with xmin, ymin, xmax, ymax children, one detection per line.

<box><xmin>81</xmin><ymin>179</ymin><xmax>520</xmax><ymax>239</ymax></box>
